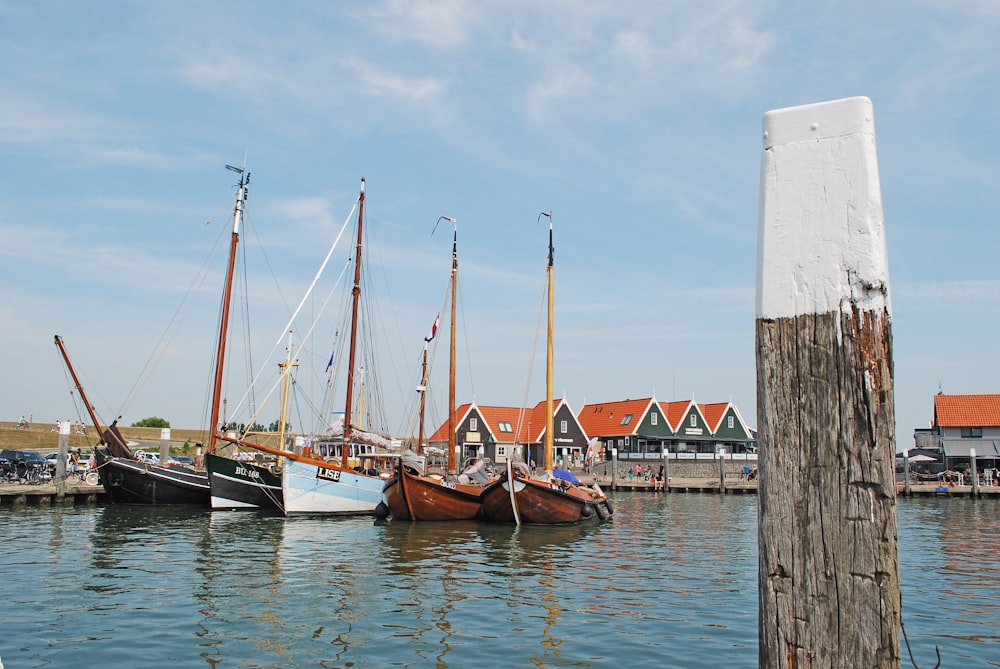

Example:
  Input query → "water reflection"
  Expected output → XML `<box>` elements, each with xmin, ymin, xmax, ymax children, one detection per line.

<box><xmin>3</xmin><ymin>494</ymin><xmax>998</xmax><ymax>667</ymax></box>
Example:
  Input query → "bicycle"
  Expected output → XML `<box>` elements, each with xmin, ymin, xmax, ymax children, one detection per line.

<box><xmin>25</xmin><ymin>463</ymin><xmax>51</xmax><ymax>485</ymax></box>
<box><xmin>67</xmin><ymin>468</ymin><xmax>99</xmax><ymax>486</ymax></box>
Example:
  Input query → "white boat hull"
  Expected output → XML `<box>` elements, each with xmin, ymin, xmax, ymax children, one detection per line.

<box><xmin>282</xmin><ymin>460</ymin><xmax>386</xmax><ymax>515</ymax></box>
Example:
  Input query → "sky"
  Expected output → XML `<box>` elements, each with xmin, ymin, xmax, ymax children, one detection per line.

<box><xmin>2</xmin><ymin>1</ymin><xmax>998</xmax><ymax>452</ymax></box>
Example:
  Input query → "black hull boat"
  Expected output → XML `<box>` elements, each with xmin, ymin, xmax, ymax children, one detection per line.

<box><xmin>205</xmin><ymin>452</ymin><xmax>283</xmax><ymax>510</ymax></box>
<box><xmin>96</xmin><ymin>448</ymin><xmax>210</xmax><ymax>506</ymax></box>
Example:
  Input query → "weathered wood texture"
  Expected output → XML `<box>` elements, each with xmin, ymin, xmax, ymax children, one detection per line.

<box><xmin>757</xmin><ymin>308</ymin><xmax>899</xmax><ymax>668</ymax></box>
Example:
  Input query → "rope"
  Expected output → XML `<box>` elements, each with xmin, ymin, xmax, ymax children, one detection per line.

<box><xmin>901</xmin><ymin>597</ymin><xmax>941</xmax><ymax>669</ymax></box>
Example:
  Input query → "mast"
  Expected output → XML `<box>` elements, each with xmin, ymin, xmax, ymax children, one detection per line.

<box><xmin>341</xmin><ymin>177</ymin><xmax>365</xmax><ymax>466</ymax></box>
<box><xmin>417</xmin><ymin>344</ymin><xmax>428</xmax><ymax>455</ymax></box>
<box><xmin>447</xmin><ymin>217</ymin><xmax>458</xmax><ymax>475</ymax></box>
<box><xmin>417</xmin><ymin>310</ymin><xmax>441</xmax><ymax>456</ymax></box>
<box><xmin>277</xmin><ymin>330</ymin><xmax>298</xmax><ymax>451</ymax></box>
<box><xmin>208</xmin><ymin>164</ymin><xmax>248</xmax><ymax>454</ymax></box>
<box><xmin>542</xmin><ymin>211</ymin><xmax>554</xmax><ymax>474</ymax></box>
<box><xmin>53</xmin><ymin>335</ymin><xmax>105</xmax><ymax>437</ymax></box>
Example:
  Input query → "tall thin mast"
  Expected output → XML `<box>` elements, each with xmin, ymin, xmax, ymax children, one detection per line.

<box><xmin>447</xmin><ymin>218</ymin><xmax>458</xmax><ymax>475</ymax></box>
<box><xmin>418</xmin><ymin>344</ymin><xmax>428</xmax><ymax>455</ymax></box>
<box><xmin>341</xmin><ymin>178</ymin><xmax>365</xmax><ymax>466</ymax></box>
<box><xmin>208</xmin><ymin>164</ymin><xmax>248</xmax><ymax>454</ymax></box>
<box><xmin>417</xmin><ymin>310</ymin><xmax>441</xmax><ymax>456</ymax></box>
<box><xmin>277</xmin><ymin>330</ymin><xmax>298</xmax><ymax>451</ymax></box>
<box><xmin>53</xmin><ymin>335</ymin><xmax>104</xmax><ymax>436</ymax></box>
<box><xmin>541</xmin><ymin>211</ymin><xmax>554</xmax><ymax>473</ymax></box>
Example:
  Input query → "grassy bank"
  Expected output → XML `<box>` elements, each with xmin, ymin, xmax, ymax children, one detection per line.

<box><xmin>0</xmin><ymin>421</ymin><xmax>211</xmax><ymax>455</ymax></box>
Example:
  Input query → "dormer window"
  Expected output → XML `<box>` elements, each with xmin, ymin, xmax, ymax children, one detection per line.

<box><xmin>621</xmin><ymin>414</ymin><xmax>633</xmax><ymax>426</ymax></box>
<box><xmin>498</xmin><ymin>421</ymin><xmax>513</xmax><ymax>433</ymax></box>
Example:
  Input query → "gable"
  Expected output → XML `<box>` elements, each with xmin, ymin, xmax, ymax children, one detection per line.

<box><xmin>710</xmin><ymin>405</ymin><xmax>751</xmax><ymax>439</ymax></box>
<box><xmin>676</xmin><ymin>405</ymin><xmax>709</xmax><ymax>437</ymax></box>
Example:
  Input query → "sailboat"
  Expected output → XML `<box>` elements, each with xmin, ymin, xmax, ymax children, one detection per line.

<box><xmin>54</xmin><ymin>334</ymin><xmax>211</xmax><ymax>505</ymax></box>
<box><xmin>201</xmin><ymin>166</ymin><xmax>285</xmax><ymax>511</ymax></box>
<box><xmin>479</xmin><ymin>212</ymin><xmax>613</xmax><ymax>524</ymax></box>
<box><xmin>383</xmin><ymin>217</ymin><xmax>488</xmax><ymax>521</ymax></box>
<box><xmin>226</xmin><ymin>177</ymin><xmax>393</xmax><ymax>516</ymax></box>
<box><xmin>79</xmin><ymin>167</ymin><xmax>258</xmax><ymax>506</ymax></box>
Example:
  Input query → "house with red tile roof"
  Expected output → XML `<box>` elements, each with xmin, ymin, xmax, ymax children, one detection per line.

<box><xmin>428</xmin><ymin>399</ymin><xmax>590</xmax><ymax>469</ymax></box>
<box><xmin>577</xmin><ymin>397</ymin><xmax>755</xmax><ymax>462</ymax></box>
<box><xmin>930</xmin><ymin>393</ymin><xmax>1000</xmax><ymax>469</ymax></box>
<box><xmin>577</xmin><ymin>397</ymin><xmax>672</xmax><ymax>461</ymax></box>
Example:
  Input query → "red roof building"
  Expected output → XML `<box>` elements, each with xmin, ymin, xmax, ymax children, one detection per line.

<box><xmin>929</xmin><ymin>393</ymin><xmax>1000</xmax><ymax>468</ymax></box>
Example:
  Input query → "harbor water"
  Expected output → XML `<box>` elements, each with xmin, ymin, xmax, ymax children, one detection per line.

<box><xmin>0</xmin><ymin>493</ymin><xmax>996</xmax><ymax>668</ymax></box>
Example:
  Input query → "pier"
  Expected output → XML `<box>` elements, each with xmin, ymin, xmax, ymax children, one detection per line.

<box><xmin>0</xmin><ymin>482</ymin><xmax>107</xmax><ymax>506</ymax></box>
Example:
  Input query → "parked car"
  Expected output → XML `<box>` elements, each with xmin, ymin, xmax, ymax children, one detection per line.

<box><xmin>45</xmin><ymin>451</ymin><xmax>92</xmax><ymax>471</ymax></box>
<box><xmin>1</xmin><ymin>449</ymin><xmax>55</xmax><ymax>472</ymax></box>
<box><xmin>134</xmin><ymin>451</ymin><xmax>160</xmax><ymax>464</ymax></box>
<box><xmin>171</xmin><ymin>455</ymin><xmax>195</xmax><ymax>466</ymax></box>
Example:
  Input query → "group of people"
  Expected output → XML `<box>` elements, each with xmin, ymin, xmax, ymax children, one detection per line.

<box><xmin>937</xmin><ymin>466</ymin><xmax>1000</xmax><ymax>487</ymax></box>
<box><xmin>740</xmin><ymin>464</ymin><xmax>759</xmax><ymax>481</ymax></box>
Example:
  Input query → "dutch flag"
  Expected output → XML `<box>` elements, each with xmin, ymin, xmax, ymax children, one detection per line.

<box><xmin>425</xmin><ymin>313</ymin><xmax>440</xmax><ymax>343</ymax></box>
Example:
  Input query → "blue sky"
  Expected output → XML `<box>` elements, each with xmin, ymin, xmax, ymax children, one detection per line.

<box><xmin>2</xmin><ymin>1</ymin><xmax>998</xmax><ymax>451</ymax></box>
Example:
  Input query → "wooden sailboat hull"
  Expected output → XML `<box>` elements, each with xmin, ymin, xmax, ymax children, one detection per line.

<box><xmin>96</xmin><ymin>450</ymin><xmax>211</xmax><ymax>506</ymax></box>
<box><xmin>479</xmin><ymin>469</ymin><xmax>612</xmax><ymax>525</ymax></box>
<box><xmin>384</xmin><ymin>467</ymin><xmax>484</xmax><ymax>521</ymax></box>
<box><xmin>205</xmin><ymin>453</ymin><xmax>283</xmax><ymax>510</ymax></box>
<box><xmin>281</xmin><ymin>459</ymin><xmax>387</xmax><ymax>515</ymax></box>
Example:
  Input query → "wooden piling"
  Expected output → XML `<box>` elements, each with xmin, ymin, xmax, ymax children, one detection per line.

<box><xmin>971</xmin><ymin>448</ymin><xmax>980</xmax><ymax>497</ymax></box>
<box><xmin>719</xmin><ymin>450</ymin><xmax>727</xmax><ymax>494</ymax></box>
<box><xmin>159</xmin><ymin>428</ymin><xmax>171</xmax><ymax>468</ymax></box>
<box><xmin>57</xmin><ymin>421</ymin><xmax>70</xmax><ymax>498</ymax></box>
<box><xmin>756</xmin><ymin>97</ymin><xmax>900</xmax><ymax>668</ymax></box>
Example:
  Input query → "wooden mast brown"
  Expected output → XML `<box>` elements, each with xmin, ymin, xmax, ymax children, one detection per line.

<box><xmin>417</xmin><ymin>343</ymin><xmax>428</xmax><ymax>455</ymax></box>
<box><xmin>208</xmin><ymin>165</ymin><xmax>248</xmax><ymax>455</ymax></box>
<box><xmin>341</xmin><ymin>178</ymin><xmax>365</xmax><ymax>467</ymax></box>
<box><xmin>447</xmin><ymin>219</ymin><xmax>458</xmax><ymax>474</ymax></box>
<box><xmin>756</xmin><ymin>97</ymin><xmax>900</xmax><ymax>668</ymax></box>
<box><xmin>541</xmin><ymin>211</ymin><xmax>554</xmax><ymax>474</ymax></box>
<box><xmin>53</xmin><ymin>335</ymin><xmax>106</xmax><ymax>438</ymax></box>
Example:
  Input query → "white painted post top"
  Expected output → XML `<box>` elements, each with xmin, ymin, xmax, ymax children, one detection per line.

<box><xmin>756</xmin><ymin>96</ymin><xmax>891</xmax><ymax>320</ymax></box>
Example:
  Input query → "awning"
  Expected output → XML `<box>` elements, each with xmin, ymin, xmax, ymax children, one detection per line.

<box><xmin>941</xmin><ymin>439</ymin><xmax>1000</xmax><ymax>458</ymax></box>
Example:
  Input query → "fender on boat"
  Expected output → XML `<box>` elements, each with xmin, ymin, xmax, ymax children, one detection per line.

<box><xmin>595</xmin><ymin>502</ymin><xmax>608</xmax><ymax>521</ymax></box>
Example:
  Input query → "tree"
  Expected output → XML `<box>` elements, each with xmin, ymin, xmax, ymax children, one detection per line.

<box><xmin>131</xmin><ymin>416</ymin><xmax>171</xmax><ymax>428</ymax></box>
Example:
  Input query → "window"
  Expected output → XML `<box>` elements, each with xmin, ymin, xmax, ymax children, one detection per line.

<box><xmin>497</xmin><ymin>445</ymin><xmax>508</xmax><ymax>458</ymax></box>
<box><xmin>650</xmin><ymin>413</ymin><xmax>658</xmax><ymax>426</ymax></box>
<box><xmin>961</xmin><ymin>427</ymin><xmax>983</xmax><ymax>438</ymax></box>
<box><xmin>621</xmin><ymin>414</ymin><xmax>633</xmax><ymax>426</ymax></box>
<box><xmin>690</xmin><ymin>415</ymin><xmax>697</xmax><ymax>427</ymax></box>
<box><xmin>498</xmin><ymin>421</ymin><xmax>513</xmax><ymax>433</ymax></box>
<box><xmin>560</xmin><ymin>420</ymin><xmax>568</xmax><ymax>433</ymax></box>
<box><xmin>728</xmin><ymin>416</ymin><xmax>734</xmax><ymax>429</ymax></box>
<box><xmin>470</xmin><ymin>418</ymin><xmax>478</xmax><ymax>431</ymax></box>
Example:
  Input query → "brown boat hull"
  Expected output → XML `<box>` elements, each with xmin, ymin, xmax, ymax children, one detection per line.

<box><xmin>384</xmin><ymin>467</ymin><xmax>485</xmax><ymax>521</ymax></box>
<box><xmin>480</xmin><ymin>471</ymin><xmax>612</xmax><ymax>524</ymax></box>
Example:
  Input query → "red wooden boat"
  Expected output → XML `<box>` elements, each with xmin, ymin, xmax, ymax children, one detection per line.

<box><xmin>479</xmin><ymin>212</ymin><xmax>612</xmax><ymax>525</ymax></box>
<box><xmin>384</xmin><ymin>216</ymin><xmax>488</xmax><ymax>520</ymax></box>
